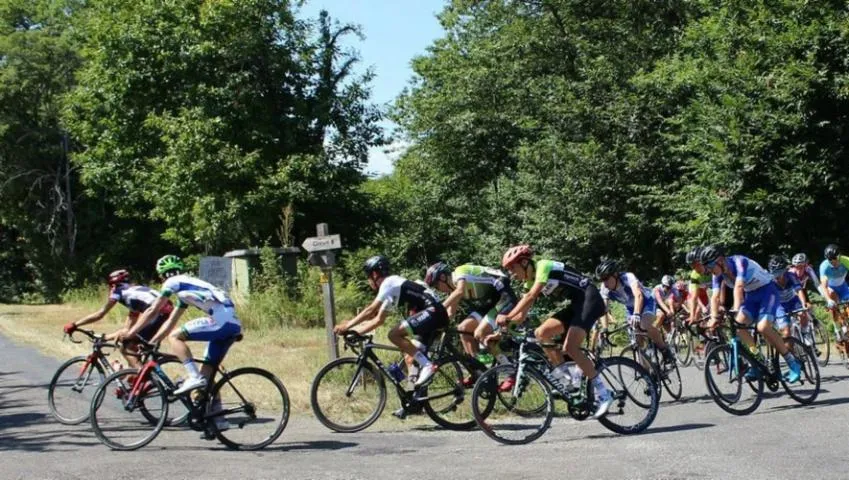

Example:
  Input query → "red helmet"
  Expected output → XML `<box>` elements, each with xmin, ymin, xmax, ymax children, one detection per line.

<box><xmin>502</xmin><ymin>245</ymin><xmax>533</xmax><ymax>268</ymax></box>
<box><xmin>107</xmin><ymin>269</ymin><xmax>130</xmax><ymax>285</ymax></box>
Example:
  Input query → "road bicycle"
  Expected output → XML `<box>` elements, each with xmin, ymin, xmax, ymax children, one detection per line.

<box><xmin>665</xmin><ymin>309</ymin><xmax>694</xmax><ymax>367</ymax></box>
<box><xmin>89</xmin><ymin>336</ymin><xmax>289</xmax><ymax>451</ymax></box>
<box><xmin>620</xmin><ymin>323</ymin><xmax>683</xmax><ymax>401</ymax></box>
<box><xmin>470</xmin><ymin>327</ymin><xmax>658</xmax><ymax>445</ymax></box>
<box><xmin>47</xmin><ymin>329</ymin><xmax>186</xmax><ymax>425</ymax></box>
<box><xmin>310</xmin><ymin>329</ymin><xmax>491</xmax><ymax>432</ymax></box>
<box><xmin>786</xmin><ymin>307</ymin><xmax>829</xmax><ymax>367</ymax></box>
<box><xmin>703</xmin><ymin>311</ymin><xmax>820</xmax><ymax>416</ymax></box>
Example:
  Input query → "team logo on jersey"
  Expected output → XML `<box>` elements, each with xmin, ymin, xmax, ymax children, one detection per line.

<box><xmin>579</xmin><ymin>277</ymin><xmax>589</xmax><ymax>288</ymax></box>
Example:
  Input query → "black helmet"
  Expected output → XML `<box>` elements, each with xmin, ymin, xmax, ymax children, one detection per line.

<box><xmin>768</xmin><ymin>255</ymin><xmax>789</xmax><ymax>275</ymax></box>
<box><xmin>825</xmin><ymin>244</ymin><xmax>840</xmax><ymax>260</ymax></box>
<box><xmin>424</xmin><ymin>262</ymin><xmax>452</xmax><ymax>287</ymax></box>
<box><xmin>791</xmin><ymin>253</ymin><xmax>807</xmax><ymax>266</ymax></box>
<box><xmin>595</xmin><ymin>259</ymin><xmax>621</xmax><ymax>279</ymax></box>
<box><xmin>685</xmin><ymin>247</ymin><xmax>703</xmax><ymax>265</ymax></box>
<box><xmin>363</xmin><ymin>255</ymin><xmax>390</xmax><ymax>277</ymax></box>
<box><xmin>699</xmin><ymin>245</ymin><xmax>723</xmax><ymax>265</ymax></box>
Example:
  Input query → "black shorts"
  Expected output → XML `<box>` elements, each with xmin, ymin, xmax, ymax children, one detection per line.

<box><xmin>404</xmin><ymin>304</ymin><xmax>449</xmax><ymax>345</ymax></box>
<box><xmin>551</xmin><ymin>284</ymin><xmax>605</xmax><ymax>332</ymax></box>
<box><xmin>136</xmin><ymin>313</ymin><xmax>168</xmax><ymax>342</ymax></box>
<box><xmin>467</xmin><ymin>290</ymin><xmax>518</xmax><ymax>322</ymax></box>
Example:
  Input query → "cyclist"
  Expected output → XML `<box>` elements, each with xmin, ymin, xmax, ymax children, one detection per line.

<box><xmin>496</xmin><ymin>245</ymin><xmax>613</xmax><ymax>418</ymax></box>
<box><xmin>685</xmin><ymin>247</ymin><xmax>712</xmax><ymax>326</ymax></box>
<box><xmin>768</xmin><ymin>255</ymin><xmax>810</xmax><ymax>342</ymax></box>
<box><xmin>424</xmin><ymin>262</ymin><xmax>516</xmax><ymax>381</ymax></box>
<box><xmin>652</xmin><ymin>274</ymin><xmax>683</xmax><ymax>332</ymax></box>
<box><xmin>131</xmin><ymin>255</ymin><xmax>242</xmax><ymax>400</ymax></box>
<box><xmin>790</xmin><ymin>253</ymin><xmax>820</xmax><ymax>305</ymax></box>
<box><xmin>63</xmin><ymin>269</ymin><xmax>173</xmax><ymax>370</ymax></box>
<box><xmin>819</xmin><ymin>244</ymin><xmax>849</xmax><ymax>349</ymax></box>
<box><xmin>701</xmin><ymin>246</ymin><xmax>801</xmax><ymax>382</ymax></box>
<box><xmin>334</xmin><ymin>255</ymin><xmax>448</xmax><ymax>391</ymax></box>
<box><xmin>597</xmin><ymin>260</ymin><xmax>676</xmax><ymax>365</ymax></box>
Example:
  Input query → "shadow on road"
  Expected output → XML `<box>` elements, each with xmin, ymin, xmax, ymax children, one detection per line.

<box><xmin>0</xmin><ymin>428</ymin><xmax>98</xmax><ymax>452</ymax></box>
<box><xmin>264</xmin><ymin>440</ymin><xmax>359</xmax><ymax>452</ymax></box>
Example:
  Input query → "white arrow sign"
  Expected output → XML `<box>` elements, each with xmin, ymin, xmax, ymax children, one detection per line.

<box><xmin>301</xmin><ymin>234</ymin><xmax>342</xmax><ymax>252</ymax></box>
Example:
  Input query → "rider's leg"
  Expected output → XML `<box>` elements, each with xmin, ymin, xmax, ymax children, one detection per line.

<box><xmin>535</xmin><ymin>316</ymin><xmax>566</xmax><ymax>366</ymax></box>
<box><xmin>457</xmin><ymin>316</ymin><xmax>480</xmax><ymax>357</ymax></box>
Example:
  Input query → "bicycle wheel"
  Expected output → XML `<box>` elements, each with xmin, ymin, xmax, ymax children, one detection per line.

<box><xmin>621</xmin><ymin>345</ymin><xmax>661</xmax><ymax>399</ymax></box>
<box><xmin>596</xmin><ymin>356</ymin><xmax>658</xmax><ymax>434</ymax></box>
<box><xmin>208</xmin><ymin>367</ymin><xmax>289</xmax><ymax>450</ymax></box>
<box><xmin>703</xmin><ymin>344</ymin><xmax>763</xmax><ymax>416</ymax></box>
<box><xmin>310</xmin><ymin>357</ymin><xmax>386</xmax><ymax>433</ymax></box>
<box><xmin>812</xmin><ymin>321</ymin><xmax>830</xmax><ymax>367</ymax></box>
<box><xmin>658</xmin><ymin>357</ymin><xmax>683</xmax><ymax>401</ymax></box>
<box><xmin>773</xmin><ymin>337</ymin><xmax>820</xmax><ymax>405</ymax></box>
<box><xmin>471</xmin><ymin>364</ymin><xmax>553</xmax><ymax>445</ymax></box>
<box><xmin>422</xmin><ymin>356</ymin><xmax>482</xmax><ymax>430</ymax></box>
<box><xmin>48</xmin><ymin>356</ymin><xmax>106</xmax><ymax>425</ymax></box>
<box><xmin>90</xmin><ymin>368</ymin><xmax>168</xmax><ymax>450</ymax></box>
<box><xmin>672</xmin><ymin>330</ymin><xmax>692</xmax><ymax>367</ymax></box>
<box><xmin>136</xmin><ymin>357</ymin><xmax>191</xmax><ymax>427</ymax></box>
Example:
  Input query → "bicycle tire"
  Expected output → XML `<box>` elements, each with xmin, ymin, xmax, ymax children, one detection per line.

<box><xmin>90</xmin><ymin>368</ymin><xmax>168</xmax><ymax>450</ymax></box>
<box><xmin>209</xmin><ymin>367</ymin><xmax>290</xmax><ymax>450</ymax></box>
<box><xmin>672</xmin><ymin>329</ymin><xmax>693</xmax><ymax>367</ymax></box>
<box><xmin>773</xmin><ymin>337</ymin><xmax>820</xmax><ymax>405</ymax></box>
<box><xmin>659</xmin><ymin>357</ymin><xmax>683</xmax><ymax>401</ymax></box>
<box><xmin>422</xmin><ymin>356</ymin><xmax>484</xmax><ymax>430</ymax></box>
<box><xmin>812</xmin><ymin>321</ymin><xmax>830</xmax><ymax>367</ymax></box>
<box><xmin>310</xmin><ymin>357</ymin><xmax>386</xmax><ymax>433</ymax></box>
<box><xmin>48</xmin><ymin>356</ymin><xmax>106</xmax><ymax>425</ymax></box>
<box><xmin>471</xmin><ymin>364</ymin><xmax>553</xmax><ymax>445</ymax></box>
<box><xmin>620</xmin><ymin>345</ymin><xmax>662</xmax><ymax>400</ymax></box>
<box><xmin>595</xmin><ymin>356</ymin><xmax>659</xmax><ymax>435</ymax></box>
<box><xmin>138</xmin><ymin>357</ymin><xmax>191</xmax><ymax>427</ymax></box>
<box><xmin>703</xmin><ymin>344</ymin><xmax>763</xmax><ymax>416</ymax></box>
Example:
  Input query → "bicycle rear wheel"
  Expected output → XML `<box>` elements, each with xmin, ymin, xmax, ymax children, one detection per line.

<box><xmin>596</xmin><ymin>356</ymin><xmax>658</xmax><ymax>434</ymax></box>
<box><xmin>471</xmin><ymin>364</ymin><xmax>553</xmax><ymax>445</ymax></box>
<box><xmin>48</xmin><ymin>356</ymin><xmax>106</xmax><ymax>425</ymax></box>
<box><xmin>209</xmin><ymin>367</ymin><xmax>290</xmax><ymax>450</ymax></box>
<box><xmin>621</xmin><ymin>345</ymin><xmax>662</xmax><ymax>400</ymax></box>
<box><xmin>310</xmin><ymin>357</ymin><xmax>386</xmax><ymax>433</ymax></box>
<box><xmin>774</xmin><ymin>337</ymin><xmax>820</xmax><ymax>405</ymax></box>
<box><xmin>811</xmin><ymin>321</ymin><xmax>830</xmax><ymax>367</ymax></box>
<box><xmin>671</xmin><ymin>329</ymin><xmax>692</xmax><ymax>367</ymax></box>
<box><xmin>422</xmin><ymin>356</ymin><xmax>482</xmax><ymax>430</ymax></box>
<box><xmin>90</xmin><ymin>368</ymin><xmax>168</xmax><ymax>450</ymax></box>
<box><xmin>703</xmin><ymin>344</ymin><xmax>763</xmax><ymax>416</ymax></box>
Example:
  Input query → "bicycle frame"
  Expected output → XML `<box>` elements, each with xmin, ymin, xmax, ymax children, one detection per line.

<box><xmin>68</xmin><ymin>330</ymin><xmax>119</xmax><ymax>389</ymax></box>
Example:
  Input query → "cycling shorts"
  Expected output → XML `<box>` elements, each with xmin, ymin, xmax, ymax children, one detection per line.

<box><xmin>551</xmin><ymin>284</ymin><xmax>605</xmax><ymax>332</ymax></box>
<box><xmin>468</xmin><ymin>292</ymin><xmax>517</xmax><ymax>329</ymax></box>
<box><xmin>740</xmin><ymin>282</ymin><xmax>779</xmax><ymax>324</ymax></box>
<box><xmin>830</xmin><ymin>283</ymin><xmax>849</xmax><ymax>303</ymax></box>
<box><xmin>136</xmin><ymin>312</ymin><xmax>168</xmax><ymax>342</ymax></box>
<box><xmin>775</xmin><ymin>297</ymin><xmax>803</xmax><ymax>331</ymax></box>
<box><xmin>402</xmin><ymin>304</ymin><xmax>449</xmax><ymax>346</ymax></box>
<box><xmin>179</xmin><ymin>306</ymin><xmax>242</xmax><ymax>365</ymax></box>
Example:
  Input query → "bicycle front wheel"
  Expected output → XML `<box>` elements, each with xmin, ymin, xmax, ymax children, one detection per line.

<box><xmin>621</xmin><ymin>345</ymin><xmax>662</xmax><ymax>400</ymax></box>
<box><xmin>471</xmin><ymin>364</ymin><xmax>553</xmax><ymax>445</ymax></box>
<box><xmin>310</xmin><ymin>357</ymin><xmax>386</xmax><ymax>433</ymax></box>
<box><xmin>90</xmin><ymin>368</ymin><xmax>168</xmax><ymax>450</ymax></box>
<box><xmin>210</xmin><ymin>367</ymin><xmax>290</xmax><ymax>450</ymax></box>
<box><xmin>704</xmin><ymin>344</ymin><xmax>763</xmax><ymax>416</ymax></box>
<box><xmin>422</xmin><ymin>356</ymin><xmax>480</xmax><ymax>430</ymax></box>
<box><xmin>672</xmin><ymin>330</ymin><xmax>693</xmax><ymax>367</ymax></box>
<box><xmin>774</xmin><ymin>337</ymin><xmax>820</xmax><ymax>405</ymax></box>
<box><xmin>48</xmin><ymin>356</ymin><xmax>106</xmax><ymax>425</ymax></box>
<box><xmin>812</xmin><ymin>322</ymin><xmax>830</xmax><ymax>367</ymax></box>
<box><xmin>596</xmin><ymin>356</ymin><xmax>659</xmax><ymax>435</ymax></box>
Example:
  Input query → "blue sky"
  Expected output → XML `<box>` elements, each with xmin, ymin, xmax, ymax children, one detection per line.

<box><xmin>297</xmin><ymin>1</ymin><xmax>446</xmax><ymax>175</ymax></box>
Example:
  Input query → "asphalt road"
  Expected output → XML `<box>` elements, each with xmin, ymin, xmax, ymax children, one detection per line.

<box><xmin>3</xmin><ymin>331</ymin><xmax>849</xmax><ymax>480</ymax></box>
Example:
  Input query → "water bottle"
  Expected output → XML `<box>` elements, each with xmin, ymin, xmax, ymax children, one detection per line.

<box><xmin>565</xmin><ymin>361</ymin><xmax>582</xmax><ymax>389</ymax></box>
<box><xmin>476</xmin><ymin>352</ymin><xmax>494</xmax><ymax>365</ymax></box>
<box><xmin>387</xmin><ymin>362</ymin><xmax>406</xmax><ymax>382</ymax></box>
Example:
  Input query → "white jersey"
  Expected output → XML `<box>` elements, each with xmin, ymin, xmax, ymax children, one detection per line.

<box><xmin>109</xmin><ymin>284</ymin><xmax>160</xmax><ymax>313</ymax></box>
<box><xmin>160</xmin><ymin>274</ymin><xmax>237</xmax><ymax>323</ymax></box>
<box><xmin>375</xmin><ymin>275</ymin><xmax>438</xmax><ymax>313</ymax></box>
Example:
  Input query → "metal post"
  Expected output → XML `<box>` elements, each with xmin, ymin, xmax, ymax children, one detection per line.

<box><xmin>317</xmin><ymin>223</ymin><xmax>338</xmax><ymax>360</ymax></box>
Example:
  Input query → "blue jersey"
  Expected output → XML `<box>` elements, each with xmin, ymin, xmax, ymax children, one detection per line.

<box><xmin>774</xmin><ymin>271</ymin><xmax>801</xmax><ymax>304</ymax></box>
<box><xmin>711</xmin><ymin>255</ymin><xmax>774</xmax><ymax>292</ymax></box>
<box><xmin>600</xmin><ymin>272</ymin><xmax>652</xmax><ymax>312</ymax></box>
<box><xmin>819</xmin><ymin>256</ymin><xmax>849</xmax><ymax>288</ymax></box>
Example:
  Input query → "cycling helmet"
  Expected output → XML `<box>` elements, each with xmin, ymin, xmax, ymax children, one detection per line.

<box><xmin>363</xmin><ymin>255</ymin><xmax>391</xmax><ymax>277</ymax></box>
<box><xmin>825</xmin><ymin>244</ymin><xmax>840</xmax><ymax>260</ymax></box>
<box><xmin>424</xmin><ymin>262</ymin><xmax>452</xmax><ymax>287</ymax></box>
<box><xmin>155</xmin><ymin>255</ymin><xmax>184</xmax><ymax>277</ymax></box>
<box><xmin>791</xmin><ymin>253</ymin><xmax>807</xmax><ymax>266</ymax></box>
<box><xmin>661</xmin><ymin>275</ymin><xmax>675</xmax><ymax>288</ymax></box>
<box><xmin>675</xmin><ymin>280</ymin><xmax>687</xmax><ymax>292</ymax></box>
<box><xmin>502</xmin><ymin>245</ymin><xmax>533</xmax><ymax>268</ymax></box>
<box><xmin>768</xmin><ymin>255</ymin><xmax>790</xmax><ymax>275</ymax></box>
<box><xmin>107</xmin><ymin>269</ymin><xmax>130</xmax><ymax>285</ymax></box>
<box><xmin>685</xmin><ymin>247</ymin><xmax>703</xmax><ymax>265</ymax></box>
<box><xmin>699</xmin><ymin>245</ymin><xmax>723</xmax><ymax>266</ymax></box>
<box><xmin>595</xmin><ymin>259</ymin><xmax>620</xmax><ymax>279</ymax></box>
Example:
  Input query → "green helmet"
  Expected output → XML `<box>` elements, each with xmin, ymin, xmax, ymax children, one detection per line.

<box><xmin>155</xmin><ymin>254</ymin><xmax>184</xmax><ymax>277</ymax></box>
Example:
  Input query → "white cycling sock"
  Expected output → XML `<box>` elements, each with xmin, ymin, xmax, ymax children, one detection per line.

<box><xmin>414</xmin><ymin>351</ymin><xmax>431</xmax><ymax>368</ymax></box>
<box><xmin>183</xmin><ymin>359</ymin><xmax>200</xmax><ymax>378</ymax></box>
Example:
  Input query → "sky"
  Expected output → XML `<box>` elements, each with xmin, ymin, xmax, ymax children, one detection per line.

<box><xmin>297</xmin><ymin>0</ymin><xmax>447</xmax><ymax>176</ymax></box>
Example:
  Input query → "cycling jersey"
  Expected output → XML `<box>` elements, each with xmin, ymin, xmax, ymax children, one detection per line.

<box><xmin>530</xmin><ymin>260</ymin><xmax>592</xmax><ymax>301</ymax></box>
<box><xmin>774</xmin><ymin>271</ymin><xmax>802</xmax><ymax>304</ymax></box>
<box><xmin>376</xmin><ymin>275</ymin><xmax>439</xmax><ymax>313</ymax></box>
<box><xmin>451</xmin><ymin>264</ymin><xmax>516</xmax><ymax>325</ymax></box>
<box><xmin>819</xmin><ymin>256</ymin><xmax>849</xmax><ymax>288</ymax></box>
<box><xmin>600</xmin><ymin>272</ymin><xmax>655</xmax><ymax>315</ymax></box>
<box><xmin>711</xmin><ymin>255</ymin><xmax>773</xmax><ymax>292</ymax></box>
<box><xmin>160</xmin><ymin>275</ymin><xmax>237</xmax><ymax>320</ymax></box>
<box><xmin>110</xmin><ymin>284</ymin><xmax>172</xmax><ymax>315</ymax></box>
<box><xmin>653</xmin><ymin>284</ymin><xmax>681</xmax><ymax>303</ymax></box>
<box><xmin>790</xmin><ymin>265</ymin><xmax>819</xmax><ymax>290</ymax></box>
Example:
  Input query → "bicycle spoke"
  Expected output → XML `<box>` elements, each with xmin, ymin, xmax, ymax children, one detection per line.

<box><xmin>212</xmin><ymin>367</ymin><xmax>289</xmax><ymax>450</ymax></box>
<box><xmin>90</xmin><ymin>369</ymin><xmax>167</xmax><ymax>450</ymax></box>
<box><xmin>48</xmin><ymin>356</ymin><xmax>105</xmax><ymax>425</ymax></box>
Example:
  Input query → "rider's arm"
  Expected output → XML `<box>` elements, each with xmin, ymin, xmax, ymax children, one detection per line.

<box><xmin>501</xmin><ymin>282</ymin><xmax>544</xmax><ymax>324</ymax></box>
<box><xmin>72</xmin><ymin>299</ymin><xmax>117</xmax><ymax>328</ymax></box>
<box><xmin>629</xmin><ymin>279</ymin><xmax>644</xmax><ymax>315</ymax></box>
<box><xmin>129</xmin><ymin>296</ymin><xmax>168</xmax><ymax>338</ymax></box>
<box><xmin>337</xmin><ymin>299</ymin><xmax>382</xmax><ymax>332</ymax></box>
<box><xmin>820</xmin><ymin>275</ymin><xmax>833</xmax><ymax>304</ymax></box>
<box><xmin>710</xmin><ymin>278</ymin><xmax>721</xmax><ymax>320</ymax></box>
<box><xmin>149</xmin><ymin>305</ymin><xmax>186</xmax><ymax>344</ymax></box>
<box><xmin>106</xmin><ymin>312</ymin><xmax>138</xmax><ymax>341</ymax></box>
<box><xmin>732</xmin><ymin>278</ymin><xmax>745</xmax><ymax>312</ymax></box>
<box><xmin>653</xmin><ymin>288</ymin><xmax>667</xmax><ymax>314</ymax></box>
<box><xmin>442</xmin><ymin>279</ymin><xmax>466</xmax><ymax>319</ymax></box>
<box><xmin>352</xmin><ymin>309</ymin><xmax>390</xmax><ymax>335</ymax></box>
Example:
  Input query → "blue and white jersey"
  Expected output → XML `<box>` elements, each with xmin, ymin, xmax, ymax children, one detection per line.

<box><xmin>160</xmin><ymin>274</ymin><xmax>237</xmax><ymax>321</ymax></box>
<box><xmin>711</xmin><ymin>255</ymin><xmax>774</xmax><ymax>292</ymax></box>
<box><xmin>819</xmin><ymin>257</ymin><xmax>849</xmax><ymax>288</ymax></box>
<box><xmin>774</xmin><ymin>271</ymin><xmax>801</xmax><ymax>304</ymax></box>
<box><xmin>600</xmin><ymin>273</ymin><xmax>652</xmax><ymax>312</ymax></box>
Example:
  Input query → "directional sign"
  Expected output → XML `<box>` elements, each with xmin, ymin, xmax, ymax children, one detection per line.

<box><xmin>301</xmin><ymin>234</ymin><xmax>342</xmax><ymax>253</ymax></box>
